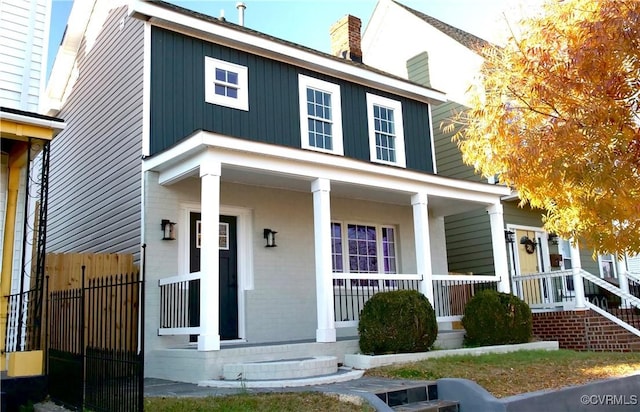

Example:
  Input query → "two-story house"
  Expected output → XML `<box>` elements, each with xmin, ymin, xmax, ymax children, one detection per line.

<box><xmin>44</xmin><ymin>0</ymin><xmax>511</xmax><ymax>383</ymax></box>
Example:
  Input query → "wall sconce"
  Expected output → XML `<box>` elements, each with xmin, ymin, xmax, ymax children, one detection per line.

<box><xmin>520</xmin><ymin>235</ymin><xmax>537</xmax><ymax>254</ymax></box>
<box><xmin>263</xmin><ymin>228</ymin><xmax>277</xmax><ymax>248</ymax></box>
<box><xmin>161</xmin><ymin>219</ymin><xmax>176</xmax><ymax>240</ymax></box>
<box><xmin>504</xmin><ymin>230</ymin><xmax>515</xmax><ymax>244</ymax></box>
<box><xmin>548</xmin><ymin>233</ymin><xmax>559</xmax><ymax>245</ymax></box>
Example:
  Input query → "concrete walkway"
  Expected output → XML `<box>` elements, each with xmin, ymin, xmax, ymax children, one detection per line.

<box><xmin>144</xmin><ymin>376</ymin><xmax>437</xmax><ymax>411</ymax></box>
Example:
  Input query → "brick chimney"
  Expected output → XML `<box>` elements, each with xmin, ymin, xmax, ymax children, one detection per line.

<box><xmin>330</xmin><ymin>15</ymin><xmax>362</xmax><ymax>63</ymax></box>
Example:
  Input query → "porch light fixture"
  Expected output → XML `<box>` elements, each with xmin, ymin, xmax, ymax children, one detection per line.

<box><xmin>520</xmin><ymin>235</ymin><xmax>537</xmax><ymax>254</ymax></box>
<box><xmin>263</xmin><ymin>228</ymin><xmax>277</xmax><ymax>247</ymax></box>
<box><xmin>161</xmin><ymin>219</ymin><xmax>176</xmax><ymax>240</ymax></box>
<box><xmin>548</xmin><ymin>233</ymin><xmax>559</xmax><ymax>245</ymax></box>
<box><xmin>504</xmin><ymin>230</ymin><xmax>515</xmax><ymax>244</ymax></box>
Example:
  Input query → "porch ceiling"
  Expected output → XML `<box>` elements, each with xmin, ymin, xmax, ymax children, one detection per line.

<box><xmin>220</xmin><ymin>165</ymin><xmax>488</xmax><ymax>217</ymax></box>
<box><xmin>144</xmin><ymin>131</ymin><xmax>509</xmax><ymax>217</ymax></box>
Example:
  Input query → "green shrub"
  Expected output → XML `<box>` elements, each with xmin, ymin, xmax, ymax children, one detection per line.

<box><xmin>358</xmin><ymin>290</ymin><xmax>437</xmax><ymax>355</ymax></box>
<box><xmin>461</xmin><ymin>289</ymin><xmax>532</xmax><ymax>346</ymax></box>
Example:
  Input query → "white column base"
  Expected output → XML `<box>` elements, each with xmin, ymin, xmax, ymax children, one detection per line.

<box><xmin>198</xmin><ymin>334</ymin><xmax>221</xmax><ymax>351</ymax></box>
<box><xmin>316</xmin><ymin>328</ymin><xmax>337</xmax><ymax>343</ymax></box>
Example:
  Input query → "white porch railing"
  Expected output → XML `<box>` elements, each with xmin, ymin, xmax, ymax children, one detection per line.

<box><xmin>157</xmin><ymin>271</ymin><xmax>504</xmax><ymax>334</ymax></box>
<box><xmin>332</xmin><ymin>273</ymin><xmax>422</xmax><ymax>328</ymax></box>
<box><xmin>511</xmin><ymin>270</ymin><xmax>576</xmax><ymax>311</ymax></box>
<box><xmin>432</xmin><ymin>274</ymin><xmax>500</xmax><ymax>322</ymax></box>
<box><xmin>158</xmin><ymin>272</ymin><xmax>201</xmax><ymax>335</ymax></box>
<box><xmin>513</xmin><ymin>269</ymin><xmax>640</xmax><ymax>338</ymax></box>
<box><xmin>332</xmin><ymin>273</ymin><xmax>501</xmax><ymax>327</ymax></box>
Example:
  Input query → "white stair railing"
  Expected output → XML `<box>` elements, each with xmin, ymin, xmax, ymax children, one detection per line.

<box><xmin>578</xmin><ymin>269</ymin><xmax>640</xmax><ymax>338</ymax></box>
<box><xmin>579</xmin><ymin>269</ymin><xmax>640</xmax><ymax>309</ymax></box>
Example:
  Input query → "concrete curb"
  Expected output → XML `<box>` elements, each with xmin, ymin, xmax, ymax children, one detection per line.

<box><xmin>344</xmin><ymin>341</ymin><xmax>559</xmax><ymax>369</ymax></box>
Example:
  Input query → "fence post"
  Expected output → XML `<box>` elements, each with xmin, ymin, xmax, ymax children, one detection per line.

<box><xmin>80</xmin><ymin>265</ymin><xmax>86</xmax><ymax>408</ymax></box>
<box><xmin>139</xmin><ymin>244</ymin><xmax>146</xmax><ymax>412</ymax></box>
<box><xmin>44</xmin><ymin>275</ymin><xmax>49</xmax><ymax>374</ymax></box>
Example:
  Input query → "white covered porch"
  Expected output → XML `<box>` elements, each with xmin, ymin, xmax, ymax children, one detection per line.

<box><xmin>142</xmin><ymin>130</ymin><xmax>511</xmax><ymax>355</ymax></box>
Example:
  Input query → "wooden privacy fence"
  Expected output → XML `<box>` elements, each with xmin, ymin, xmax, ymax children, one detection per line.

<box><xmin>46</xmin><ymin>253</ymin><xmax>137</xmax><ymax>291</ymax></box>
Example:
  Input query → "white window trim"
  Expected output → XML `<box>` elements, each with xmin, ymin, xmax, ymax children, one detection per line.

<box><xmin>366</xmin><ymin>93</ymin><xmax>406</xmax><ymax>168</ymax></box>
<box><xmin>597</xmin><ymin>254</ymin><xmax>617</xmax><ymax>279</ymax></box>
<box><xmin>331</xmin><ymin>221</ymin><xmax>398</xmax><ymax>275</ymax></box>
<box><xmin>205</xmin><ymin>56</ymin><xmax>249</xmax><ymax>111</ymax></box>
<box><xmin>298</xmin><ymin>74</ymin><xmax>344</xmax><ymax>155</ymax></box>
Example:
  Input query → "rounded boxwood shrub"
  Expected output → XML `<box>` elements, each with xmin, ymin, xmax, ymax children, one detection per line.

<box><xmin>358</xmin><ymin>290</ymin><xmax>437</xmax><ymax>355</ymax></box>
<box><xmin>461</xmin><ymin>289</ymin><xmax>532</xmax><ymax>346</ymax></box>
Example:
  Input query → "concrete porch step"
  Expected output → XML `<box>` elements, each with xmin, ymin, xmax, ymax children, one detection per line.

<box><xmin>222</xmin><ymin>355</ymin><xmax>338</xmax><ymax>381</ymax></box>
<box><xmin>200</xmin><ymin>366</ymin><xmax>364</xmax><ymax>388</ymax></box>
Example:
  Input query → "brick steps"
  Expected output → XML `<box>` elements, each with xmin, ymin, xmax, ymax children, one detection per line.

<box><xmin>532</xmin><ymin>309</ymin><xmax>640</xmax><ymax>351</ymax></box>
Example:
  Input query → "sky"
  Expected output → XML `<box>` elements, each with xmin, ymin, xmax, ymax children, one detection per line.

<box><xmin>47</xmin><ymin>0</ymin><xmax>540</xmax><ymax>80</ymax></box>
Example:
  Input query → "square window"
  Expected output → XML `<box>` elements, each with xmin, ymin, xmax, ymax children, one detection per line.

<box><xmin>366</xmin><ymin>93</ymin><xmax>406</xmax><ymax>167</ymax></box>
<box><xmin>205</xmin><ymin>56</ymin><xmax>249</xmax><ymax>111</ymax></box>
<box><xmin>299</xmin><ymin>75</ymin><xmax>343</xmax><ymax>155</ymax></box>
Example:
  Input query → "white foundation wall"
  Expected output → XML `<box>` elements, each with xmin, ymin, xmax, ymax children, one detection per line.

<box><xmin>143</xmin><ymin>171</ymin><xmax>436</xmax><ymax>350</ymax></box>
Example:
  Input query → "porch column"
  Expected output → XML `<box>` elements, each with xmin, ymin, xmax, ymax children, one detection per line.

<box><xmin>569</xmin><ymin>239</ymin><xmax>586</xmax><ymax>309</ymax></box>
<box><xmin>616</xmin><ymin>258</ymin><xmax>630</xmax><ymax>308</ymax></box>
<box><xmin>312</xmin><ymin>178</ymin><xmax>336</xmax><ymax>343</ymax></box>
<box><xmin>198</xmin><ymin>157</ymin><xmax>221</xmax><ymax>351</ymax></box>
<box><xmin>487</xmin><ymin>203</ymin><xmax>510</xmax><ymax>293</ymax></box>
<box><xmin>411</xmin><ymin>193</ymin><xmax>434</xmax><ymax>303</ymax></box>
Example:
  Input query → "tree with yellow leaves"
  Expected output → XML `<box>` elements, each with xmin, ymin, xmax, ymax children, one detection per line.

<box><xmin>451</xmin><ymin>0</ymin><xmax>640</xmax><ymax>255</ymax></box>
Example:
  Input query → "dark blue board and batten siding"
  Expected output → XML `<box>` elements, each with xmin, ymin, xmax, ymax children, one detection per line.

<box><xmin>150</xmin><ymin>27</ymin><xmax>435</xmax><ymax>173</ymax></box>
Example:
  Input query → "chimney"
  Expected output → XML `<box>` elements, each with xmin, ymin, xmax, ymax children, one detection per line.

<box><xmin>330</xmin><ymin>15</ymin><xmax>362</xmax><ymax>63</ymax></box>
<box><xmin>236</xmin><ymin>2</ymin><xmax>246</xmax><ymax>26</ymax></box>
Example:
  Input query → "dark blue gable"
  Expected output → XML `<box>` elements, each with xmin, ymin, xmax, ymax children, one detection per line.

<box><xmin>149</xmin><ymin>27</ymin><xmax>434</xmax><ymax>173</ymax></box>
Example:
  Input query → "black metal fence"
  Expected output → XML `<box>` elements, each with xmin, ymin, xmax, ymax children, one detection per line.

<box><xmin>4</xmin><ymin>279</ymin><xmax>48</xmax><ymax>353</ymax></box>
<box><xmin>48</xmin><ymin>267</ymin><xmax>144</xmax><ymax>411</ymax></box>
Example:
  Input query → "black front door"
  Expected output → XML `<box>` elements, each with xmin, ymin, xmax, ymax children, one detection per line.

<box><xmin>189</xmin><ymin>212</ymin><xmax>239</xmax><ymax>340</ymax></box>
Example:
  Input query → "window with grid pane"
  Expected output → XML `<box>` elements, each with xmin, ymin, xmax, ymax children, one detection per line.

<box><xmin>373</xmin><ymin>105</ymin><xmax>396</xmax><ymax>162</ymax></box>
<box><xmin>298</xmin><ymin>75</ymin><xmax>343</xmax><ymax>155</ymax></box>
<box><xmin>366</xmin><ymin>93</ymin><xmax>406</xmax><ymax>167</ymax></box>
<box><xmin>306</xmin><ymin>88</ymin><xmax>333</xmax><ymax>150</ymax></box>
<box><xmin>215</xmin><ymin>68</ymin><xmax>239</xmax><ymax>98</ymax></box>
<box><xmin>205</xmin><ymin>56</ymin><xmax>248</xmax><ymax>111</ymax></box>
<box><xmin>330</xmin><ymin>222</ymin><xmax>398</xmax><ymax>287</ymax></box>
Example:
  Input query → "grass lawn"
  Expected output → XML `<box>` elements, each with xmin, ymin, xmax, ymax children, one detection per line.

<box><xmin>143</xmin><ymin>350</ymin><xmax>640</xmax><ymax>410</ymax></box>
<box><xmin>144</xmin><ymin>392</ymin><xmax>375</xmax><ymax>411</ymax></box>
<box><xmin>366</xmin><ymin>349</ymin><xmax>640</xmax><ymax>398</ymax></box>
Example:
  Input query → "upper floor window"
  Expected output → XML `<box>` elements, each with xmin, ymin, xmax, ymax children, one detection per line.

<box><xmin>298</xmin><ymin>74</ymin><xmax>343</xmax><ymax>155</ymax></box>
<box><xmin>366</xmin><ymin>93</ymin><xmax>406</xmax><ymax>168</ymax></box>
<box><xmin>598</xmin><ymin>254</ymin><xmax>617</xmax><ymax>279</ymax></box>
<box><xmin>205</xmin><ymin>57</ymin><xmax>248</xmax><ymax>111</ymax></box>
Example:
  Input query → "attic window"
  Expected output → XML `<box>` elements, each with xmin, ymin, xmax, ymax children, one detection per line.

<box><xmin>205</xmin><ymin>57</ymin><xmax>248</xmax><ymax>111</ymax></box>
